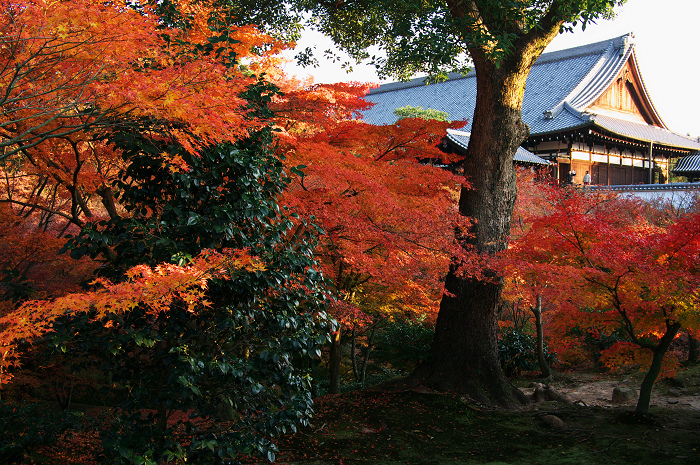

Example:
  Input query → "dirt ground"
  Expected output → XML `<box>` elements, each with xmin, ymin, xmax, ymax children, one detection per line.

<box><xmin>518</xmin><ymin>371</ymin><xmax>700</xmax><ymax>410</ymax></box>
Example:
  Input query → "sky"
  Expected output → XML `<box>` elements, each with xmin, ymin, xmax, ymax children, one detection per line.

<box><xmin>282</xmin><ymin>0</ymin><xmax>700</xmax><ymax>137</ymax></box>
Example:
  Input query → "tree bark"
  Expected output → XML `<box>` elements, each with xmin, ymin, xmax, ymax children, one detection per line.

<box><xmin>636</xmin><ymin>322</ymin><xmax>681</xmax><ymax>415</ymax></box>
<box><xmin>409</xmin><ymin>60</ymin><xmax>529</xmax><ymax>406</ymax></box>
<box><xmin>412</xmin><ymin>272</ymin><xmax>527</xmax><ymax>405</ymax></box>
<box><xmin>328</xmin><ymin>327</ymin><xmax>343</xmax><ymax>394</ymax></box>
<box><xmin>408</xmin><ymin>10</ymin><xmax>562</xmax><ymax>406</ymax></box>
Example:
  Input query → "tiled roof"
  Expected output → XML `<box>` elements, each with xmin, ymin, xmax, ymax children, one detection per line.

<box><xmin>365</xmin><ymin>73</ymin><xmax>476</xmax><ymax>125</ymax></box>
<box><xmin>673</xmin><ymin>153</ymin><xmax>700</xmax><ymax>174</ymax></box>
<box><xmin>591</xmin><ymin>115</ymin><xmax>700</xmax><ymax>150</ymax></box>
<box><xmin>363</xmin><ymin>33</ymin><xmax>700</xmax><ymax>152</ymax></box>
<box><xmin>532</xmin><ymin>107</ymin><xmax>700</xmax><ymax>150</ymax></box>
<box><xmin>446</xmin><ymin>130</ymin><xmax>550</xmax><ymax>165</ymax></box>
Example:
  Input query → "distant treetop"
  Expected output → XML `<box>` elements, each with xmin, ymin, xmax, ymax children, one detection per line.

<box><xmin>394</xmin><ymin>106</ymin><xmax>450</xmax><ymax>122</ymax></box>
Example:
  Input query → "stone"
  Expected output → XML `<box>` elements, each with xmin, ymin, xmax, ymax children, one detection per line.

<box><xmin>541</xmin><ymin>415</ymin><xmax>566</xmax><ymax>430</ymax></box>
<box><xmin>612</xmin><ymin>387</ymin><xmax>637</xmax><ymax>403</ymax></box>
<box><xmin>544</xmin><ymin>386</ymin><xmax>574</xmax><ymax>405</ymax></box>
<box><xmin>531</xmin><ymin>384</ymin><xmax>547</xmax><ymax>403</ymax></box>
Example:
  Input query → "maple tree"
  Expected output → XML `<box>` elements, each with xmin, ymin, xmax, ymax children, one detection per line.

<box><xmin>0</xmin><ymin>0</ymin><xmax>278</xmax><ymax>155</ymax></box>
<box><xmin>0</xmin><ymin>0</ymin><xmax>282</xmax><ymax>378</ymax></box>
<box><xmin>0</xmin><ymin>203</ymin><xmax>96</xmax><ymax>301</ymax></box>
<box><xmin>0</xmin><ymin>202</ymin><xmax>98</xmax><ymax>402</ymax></box>
<box><xmin>270</xmin><ymin>77</ymin><xmax>471</xmax><ymax>392</ymax></box>
<box><xmin>497</xmin><ymin>169</ymin><xmax>559</xmax><ymax>378</ymax></box>
<box><xmin>0</xmin><ymin>0</ymin><xmax>467</xmax><ymax>409</ymax></box>
<box><xmin>2</xmin><ymin>120</ymin><xmax>332</xmax><ymax>463</ymax></box>
<box><xmin>504</xmin><ymin>184</ymin><xmax>700</xmax><ymax>414</ymax></box>
<box><xmin>295</xmin><ymin>0</ymin><xmax>626</xmax><ymax>405</ymax></box>
<box><xmin>0</xmin><ymin>0</ymin><xmax>284</xmax><ymax>232</ymax></box>
<box><xmin>0</xmin><ymin>1</ymin><xmax>336</xmax><ymax>462</ymax></box>
<box><xmin>0</xmin><ymin>0</ymin><xmax>283</xmax><ymax>357</ymax></box>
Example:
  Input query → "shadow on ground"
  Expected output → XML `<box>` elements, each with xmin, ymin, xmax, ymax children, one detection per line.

<box><xmin>258</xmin><ymin>385</ymin><xmax>699</xmax><ymax>465</ymax></box>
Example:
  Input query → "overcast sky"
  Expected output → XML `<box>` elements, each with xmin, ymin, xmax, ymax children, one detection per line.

<box><xmin>282</xmin><ymin>0</ymin><xmax>700</xmax><ymax>137</ymax></box>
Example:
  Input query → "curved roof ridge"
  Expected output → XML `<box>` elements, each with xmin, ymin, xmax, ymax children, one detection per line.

<box><xmin>369</xmin><ymin>34</ymin><xmax>635</xmax><ymax>97</ymax></box>
<box><xmin>569</xmin><ymin>42</ymin><xmax>631</xmax><ymax>108</ymax></box>
<box><xmin>627</xmin><ymin>48</ymin><xmax>667</xmax><ymax>129</ymax></box>
<box><xmin>544</xmin><ymin>34</ymin><xmax>634</xmax><ymax>119</ymax></box>
<box><xmin>536</xmin><ymin>33</ymin><xmax>632</xmax><ymax>64</ymax></box>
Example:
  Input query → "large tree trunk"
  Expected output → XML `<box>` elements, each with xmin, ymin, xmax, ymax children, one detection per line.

<box><xmin>410</xmin><ymin>62</ymin><xmax>528</xmax><ymax>406</ymax></box>
<box><xmin>412</xmin><ymin>272</ymin><xmax>525</xmax><ymax>405</ymax></box>
<box><xmin>409</xmin><ymin>19</ymin><xmax>561</xmax><ymax>406</ymax></box>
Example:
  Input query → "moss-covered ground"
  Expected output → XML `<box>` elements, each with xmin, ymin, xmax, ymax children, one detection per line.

<box><xmin>10</xmin><ymin>369</ymin><xmax>700</xmax><ymax>464</ymax></box>
<box><xmin>262</xmin><ymin>388</ymin><xmax>699</xmax><ymax>465</ymax></box>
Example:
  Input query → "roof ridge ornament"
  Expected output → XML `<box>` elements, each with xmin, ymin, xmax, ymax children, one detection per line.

<box><xmin>623</xmin><ymin>33</ymin><xmax>635</xmax><ymax>48</ymax></box>
<box><xmin>619</xmin><ymin>33</ymin><xmax>635</xmax><ymax>57</ymax></box>
<box><xmin>582</xmin><ymin>110</ymin><xmax>597</xmax><ymax>122</ymax></box>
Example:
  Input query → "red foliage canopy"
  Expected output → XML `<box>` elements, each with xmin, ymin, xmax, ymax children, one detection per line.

<box><xmin>502</xmin><ymin>179</ymin><xmax>700</xmax><ymax>376</ymax></box>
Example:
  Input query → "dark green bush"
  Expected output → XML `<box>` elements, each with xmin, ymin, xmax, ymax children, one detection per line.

<box><xmin>57</xmin><ymin>78</ymin><xmax>332</xmax><ymax>464</ymax></box>
<box><xmin>498</xmin><ymin>328</ymin><xmax>556</xmax><ymax>377</ymax></box>
<box><xmin>372</xmin><ymin>316</ymin><xmax>434</xmax><ymax>375</ymax></box>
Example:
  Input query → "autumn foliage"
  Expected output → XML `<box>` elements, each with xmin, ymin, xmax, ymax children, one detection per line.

<box><xmin>265</xmin><ymin>75</ymin><xmax>473</xmax><ymax>389</ymax></box>
<box><xmin>0</xmin><ymin>0</ymin><xmax>474</xmax><ymax>418</ymax></box>
<box><xmin>502</xmin><ymin>175</ymin><xmax>700</xmax><ymax>413</ymax></box>
<box><xmin>274</xmin><ymin>79</ymin><xmax>468</xmax><ymax>312</ymax></box>
<box><xmin>0</xmin><ymin>1</ymin><xmax>335</xmax><ymax>462</ymax></box>
<box><xmin>0</xmin><ymin>0</ymin><xmax>284</xmax><ymax>234</ymax></box>
<box><xmin>5</xmin><ymin>0</ymin><xmax>700</xmax><ymax>462</ymax></box>
<box><xmin>0</xmin><ymin>0</ymin><xmax>281</xmax><ymax>371</ymax></box>
<box><xmin>0</xmin><ymin>0</ymin><xmax>279</xmax><ymax>153</ymax></box>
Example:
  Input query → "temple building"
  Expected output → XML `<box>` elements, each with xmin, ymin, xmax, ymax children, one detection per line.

<box><xmin>362</xmin><ymin>33</ymin><xmax>700</xmax><ymax>185</ymax></box>
<box><xmin>673</xmin><ymin>154</ymin><xmax>700</xmax><ymax>182</ymax></box>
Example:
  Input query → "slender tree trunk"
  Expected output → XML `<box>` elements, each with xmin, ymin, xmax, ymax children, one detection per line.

<box><xmin>328</xmin><ymin>327</ymin><xmax>343</xmax><ymax>394</ymax></box>
<box><xmin>360</xmin><ymin>321</ymin><xmax>378</xmax><ymax>387</ymax></box>
<box><xmin>688</xmin><ymin>331</ymin><xmax>698</xmax><ymax>364</ymax></box>
<box><xmin>532</xmin><ymin>295</ymin><xmax>552</xmax><ymax>378</ymax></box>
<box><xmin>350</xmin><ymin>323</ymin><xmax>359</xmax><ymax>382</ymax></box>
<box><xmin>636</xmin><ymin>322</ymin><xmax>681</xmax><ymax>415</ymax></box>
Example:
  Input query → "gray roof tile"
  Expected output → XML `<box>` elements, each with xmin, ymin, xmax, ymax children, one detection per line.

<box><xmin>446</xmin><ymin>130</ymin><xmax>550</xmax><ymax>165</ymax></box>
<box><xmin>592</xmin><ymin>115</ymin><xmax>700</xmax><ymax>149</ymax></box>
<box><xmin>363</xmin><ymin>33</ymin><xmax>700</xmax><ymax>153</ymax></box>
<box><xmin>673</xmin><ymin>153</ymin><xmax>700</xmax><ymax>173</ymax></box>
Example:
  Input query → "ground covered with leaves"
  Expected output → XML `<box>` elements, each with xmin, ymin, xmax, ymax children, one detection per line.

<box><xmin>259</xmin><ymin>388</ymin><xmax>699</xmax><ymax>465</ymax></box>
<box><xmin>5</xmin><ymin>370</ymin><xmax>700</xmax><ymax>464</ymax></box>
